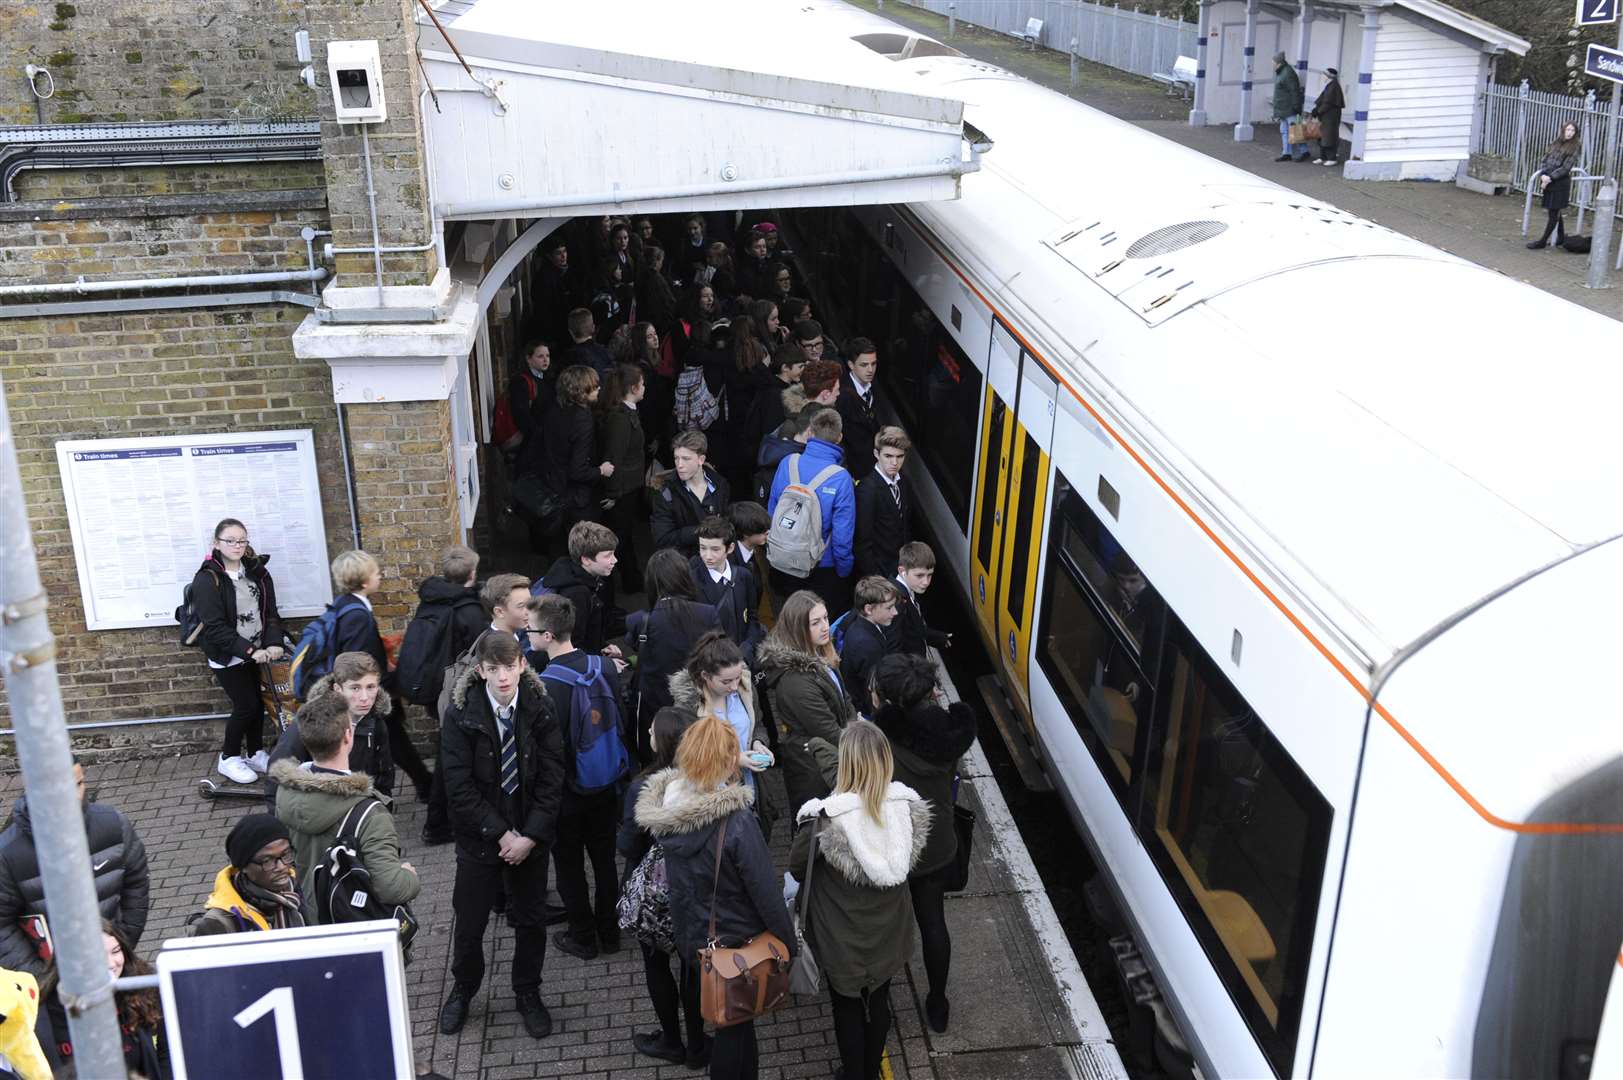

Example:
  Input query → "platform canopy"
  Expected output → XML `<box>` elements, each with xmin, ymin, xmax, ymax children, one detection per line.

<box><xmin>416</xmin><ymin>0</ymin><xmax>975</xmax><ymax>222</ymax></box>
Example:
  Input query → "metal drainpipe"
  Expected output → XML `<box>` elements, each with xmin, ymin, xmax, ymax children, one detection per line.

<box><xmin>0</xmin><ymin>712</ymin><xmax>229</xmax><ymax>737</ymax></box>
<box><xmin>335</xmin><ymin>401</ymin><xmax>363</xmax><ymax>551</ymax></box>
<box><xmin>358</xmin><ymin>125</ymin><xmax>387</xmax><ymax>305</ymax></box>
<box><xmin>0</xmin><ymin>266</ymin><xmax>326</xmax><ymax>298</ymax></box>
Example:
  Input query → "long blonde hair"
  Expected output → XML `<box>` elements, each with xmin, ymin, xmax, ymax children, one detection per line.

<box><xmin>834</xmin><ymin>720</ymin><xmax>893</xmax><ymax>823</ymax></box>
<box><xmin>770</xmin><ymin>590</ymin><xmax>839</xmax><ymax>665</ymax></box>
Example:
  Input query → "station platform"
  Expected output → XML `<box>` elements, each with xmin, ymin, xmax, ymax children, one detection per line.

<box><xmin>848</xmin><ymin>0</ymin><xmax>1622</xmax><ymax>323</ymax></box>
<box><xmin>15</xmin><ymin>654</ymin><xmax>1125</xmax><ymax>1079</ymax></box>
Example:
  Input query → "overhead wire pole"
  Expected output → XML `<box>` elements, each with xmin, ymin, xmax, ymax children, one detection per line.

<box><xmin>0</xmin><ymin>375</ymin><xmax>127</xmax><ymax>1078</ymax></box>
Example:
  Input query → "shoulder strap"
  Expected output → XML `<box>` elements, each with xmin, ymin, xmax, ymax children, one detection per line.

<box><xmin>336</xmin><ymin>797</ymin><xmax>379</xmax><ymax>846</ymax></box>
<box><xmin>706</xmin><ymin>815</ymin><xmax>729</xmax><ymax>946</ymax></box>
<box><xmin>797</xmin><ymin>814</ymin><xmax>821</xmax><ymax>921</ymax></box>
<box><xmin>788</xmin><ymin>454</ymin><xmax>802</xmax><ymax>487</ymax></box>
<box><xmin>585</xmin><ymin>654</ymin><xmax>602</xmax><ymax>683</ymax></box>
<box><xmin>807</xmin><ymin>463</ymin><xmax>841</xmax><ymax>490</ymax></box>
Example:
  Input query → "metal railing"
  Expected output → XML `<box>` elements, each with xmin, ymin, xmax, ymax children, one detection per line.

<box><xmin>904</xmin><ymin>0</ymin><xmax>1198</xmax><ymax>82</ymax></box>
<box><xmin>1481</xmin><ymin>79</ymin><xmax>1621</xmax><ymax>224</ymax></box>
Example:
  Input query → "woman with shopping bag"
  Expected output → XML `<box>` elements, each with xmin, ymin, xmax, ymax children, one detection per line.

<box><xmin>789</xmin><ymin>721</ymin><xmax>930</xmax><ymax>1080</ymax></box>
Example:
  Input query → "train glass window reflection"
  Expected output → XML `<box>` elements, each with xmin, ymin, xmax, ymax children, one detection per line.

<box><xmin>1005</xmin><ymin>431</ymin><xmax>1041</xmax><ymax>622</ymax></box>
<box><xmin>975</xmin><ymin>396</ymin><xmax>1006</xmax><ymax>567</ymax></box>
<box><xmin>1055</xmin><ymin>481</ymin><xmax>1162</xmax><ymax>652</ymax></box>
<box><xmin>1143</xmin><ymin>620</ymin><xmax>1330</xmax><ymax>1075</ymax></box>
<box><xmin>884</xmin><ymin>294</ymin><xmax>980</xmax><ymax>530</ymax></box>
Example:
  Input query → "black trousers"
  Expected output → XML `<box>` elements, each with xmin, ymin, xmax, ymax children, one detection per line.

<box><xmin>383</xmin><ymin>702</ymin><xmax>433</xmax><ymax>795</ymax></box>
<box><xmin>552</xmin><ymin>790</ymin><xmax>620</xmax><ymax>946</ymax></box>
<box><xmin>601</xmin><ymin>496</ymin><xmax>644</xmax><ymax>593</ymax></box>
<box><xmin>829</xmin><ymin>980</ymin><xmax>893</xmax><ymax>1080</ymax></box>
<box><xmin>909</xmin><ymin>864</ymin><xmax>953</xmax><ymax>1000</ymax></box>
<box><xmin>710</xmin><ymin>1018</ymin><xmax>757</xmax><ymax>1080</ymax></box>
<box><xmin>450</xmin><ymin>851</ymin><xmax>550</xmax><ymax>996</ymax></box>
<box><xmin>641</xmin><ymin>943</ymin><xmax>705</xmax><ymax>1050</ymax></box>
<box><xmin>213</xmin><ymin>662</ymin><xmax>265</xmax><ymax>759</ymax></box>
<box><xmin>770</xmin><ymin>565</ymin><xmax>851</xmax><ymax>621</ymax></box>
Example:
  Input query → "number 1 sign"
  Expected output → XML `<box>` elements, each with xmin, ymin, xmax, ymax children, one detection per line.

<box><xmin>158</xmin><ymin>921</ymin><xmax>412</xmax><ymax>1080</ymax></box>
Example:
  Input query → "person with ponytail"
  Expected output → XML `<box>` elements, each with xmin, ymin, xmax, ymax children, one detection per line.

<box><xmin>635</xmin><ymin>713</ymin><xmax>793</xmax><ymax>1080</ymax></box>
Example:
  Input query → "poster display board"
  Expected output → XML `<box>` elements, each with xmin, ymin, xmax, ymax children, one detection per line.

<box><xmin>55</xmin><ymin>429</ymin><xmax>332</xmax><ymax>630</ymax></box>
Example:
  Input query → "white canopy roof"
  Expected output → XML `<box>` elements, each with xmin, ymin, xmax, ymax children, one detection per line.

<box><xmin>416</xmin><ymin>0</ymin><xmax>973</xmax><ymax>221</ymax></box>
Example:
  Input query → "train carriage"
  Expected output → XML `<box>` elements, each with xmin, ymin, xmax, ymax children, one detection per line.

<box><xmin>786</xmin><ymin>6</ymin><xmax>1623</xmax><ymax>1077</ymax></box>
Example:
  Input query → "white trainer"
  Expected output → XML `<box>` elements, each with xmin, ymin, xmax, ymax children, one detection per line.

<box><xmin>217</xmin><ymin>755</ymin><xmax>257</xmax><ymax>785</ymax></box>
<box><xmin>245</xmin><ymin>749</ymin><xmax>270</xmax><ymax>775</ymax></box>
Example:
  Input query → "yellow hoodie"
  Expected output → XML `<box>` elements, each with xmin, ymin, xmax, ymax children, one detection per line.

<box><xmin>198</xmin><ymin>865</ymin><xmax>302</xmax><ymax>933</ymax></box>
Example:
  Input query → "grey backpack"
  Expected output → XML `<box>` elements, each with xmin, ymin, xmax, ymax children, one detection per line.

<box><xmin>766</xmin><ymin>455</ymin><xmax>841</xmax><ymax>579</ymax></box>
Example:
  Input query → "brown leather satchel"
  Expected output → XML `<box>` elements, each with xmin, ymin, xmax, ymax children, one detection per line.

<box><xmin>696</xmin><ymin>816</ymin><xmax>792</xmax><ymax>1028</ymax></box>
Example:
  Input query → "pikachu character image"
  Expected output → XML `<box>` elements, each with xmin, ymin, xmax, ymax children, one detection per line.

<box><xmin>0</xmin><ymin>968</ymin><xmax>50</xmax><ymax>1080</ymax></box>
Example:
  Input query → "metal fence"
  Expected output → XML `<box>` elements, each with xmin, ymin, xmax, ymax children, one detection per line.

<box><xmin>1480</xmin><ymin>79</ymin><xmax>1621</xmax><ymax>219</ymax></box>
<box><xmin>903</xmin><ymin>0</ymin><xmax>1198</xmax><ymax>82</ymax></box>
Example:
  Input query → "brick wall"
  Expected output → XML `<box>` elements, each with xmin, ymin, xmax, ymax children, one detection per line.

<box><xmin>0</xmin><ymin>0</ymin><xmax>310</xmax><ymax>126</ymax></box>
<box><xmin>0</xmin><ymin>162</ymin><xmax>351</xmax><ymax>758</ymax></box>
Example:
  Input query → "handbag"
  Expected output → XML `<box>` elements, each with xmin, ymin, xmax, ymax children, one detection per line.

<box><xmin>696</xmin><ymin>817</ymin><xmax>793</xmax><ymax>1028</ymax></box>
<box><xmin>1288</xmin><ymin>117</ymin><xmax>1307</xmax><ymax>143</ymax></box>
<box><xmin>510</xmin><ymin>471</ymin><xmax>565</xmax><ymax>532</ymax></box>
<box><xmin>945</xmin><ymin>803</ymin><xmax>977</xmax><ymax>893</ymax></box>
<box><xmin>789</xmin><ymin>816</ymin><xmax>822</xmax><ymax>995</ymax></box>
<box><xmin>617</xmin><ymin>843</ymin><xmax>675</xmax><ymax>955</ymax></box>
<box><xmin>1302</xmin><ymin>116</ymin><xmax>1323</xmax><ymax>141</ymax></box>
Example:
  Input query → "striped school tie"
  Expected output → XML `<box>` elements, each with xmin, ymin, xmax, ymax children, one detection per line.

<box><xmin>497</xmin><ymin>706</ymin><xmax>519</xmax><ymax>795</ymax></box>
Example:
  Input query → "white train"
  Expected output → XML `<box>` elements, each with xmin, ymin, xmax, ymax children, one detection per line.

<box><xmin>786</xmin><ymin>5</ymin><xmax>1623</xmax><ymax>1077</ymax></box>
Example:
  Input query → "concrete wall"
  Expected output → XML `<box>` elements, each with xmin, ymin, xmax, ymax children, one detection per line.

<box><xmin>0</xmin><ymin>0</ymin><xmax>309</xmax><ymax>125</ymax></box>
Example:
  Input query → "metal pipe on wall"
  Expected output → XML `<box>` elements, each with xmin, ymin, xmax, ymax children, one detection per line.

<box><xmin>358</xmin><ymin>125</ymin><xmax>387</xmax><ymax>305</ymax></box>
<box><xmin>0</xmin><ymin>377</ymin><xmax>127</xmax><ymax>1078</ymax></box>
<box><xmin>0</xmin><ymin>266</ymin><xmax>326</xmax><ymax>298</ymax></box>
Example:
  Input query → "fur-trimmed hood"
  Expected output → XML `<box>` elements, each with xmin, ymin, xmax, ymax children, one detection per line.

<box><xmin>796</xmin><ymin>782</ymin><xmax>929</xmax><ymax>888</ymax></box>
<box><xmin>667</xmin><ymin>668</ymin><xmax>755</xmax><ymax>717</ymax></box>
<box><xmin>754</xmin><ymin>635</ymin><xmax>830</xmax><ymax>678</ymax></box>
<box><xmin>634</xmin><ymin>767</ymin><xmax>755</xmax><ymax>853</ymax></box>
<box><xmin>872</xmin><ymin>700</ymin><xmax>975</xmax><ymax>766</ymax></box>
<box><xmin>301</xmin><ymin>673</ymin><xmax>392</xmax><ymax>718</ymax></box>
<box><xmin>781</xmin><ymin>382</ymin><xmax>808</xmax><ymax>417</ymax></box>
<box><xmin>448</xmin><ymin>659</ymin><xmax>545</xmax><ymax>710</ymax></box>
<box><xmin>269</xmin><ymin>758</ymin><xmax>381</xmax><ymax>835</ymax></box>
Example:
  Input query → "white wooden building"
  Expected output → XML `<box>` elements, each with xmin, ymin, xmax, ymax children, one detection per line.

<box><xmin>1188</xmin><ymin>0</ymin><xmax>1528</xmax><ymax>181</ymax></box>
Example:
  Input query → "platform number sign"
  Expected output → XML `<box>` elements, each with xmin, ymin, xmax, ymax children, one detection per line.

<box><xmin>1578</xmin><ymin>0</ymin><xmax>1619</xmax><ymax>26</ymax></box>
<box><xmin>158</xmin><ymin>921</ymin><xmax>412</xmax><ymax>1080</ymax></box>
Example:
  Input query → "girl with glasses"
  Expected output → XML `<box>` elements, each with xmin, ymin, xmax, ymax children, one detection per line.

<box><xmin>190</xmin><ymin>517</ymin><xmax>289</xmax><ymax>785</ymax></box>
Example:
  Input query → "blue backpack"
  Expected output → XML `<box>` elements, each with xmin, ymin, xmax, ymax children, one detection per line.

<box><xmin>540</xmin><ymin>656</ymin><xmax>631</xmax><ymax>794</ymax></box>
<box><xmin>290</xmin><ymin>601</ymin><xmax>363</xmax><ymax>701</ymax></box>
<box><xmin>830</xmin><ymin>610</ymin><xmax>852</xmax><ymax>653</ymax></box>
<box><xmin>530</xmin><ymin>575</ymin><xmax>555</xmax><ymax>598</ymax></box>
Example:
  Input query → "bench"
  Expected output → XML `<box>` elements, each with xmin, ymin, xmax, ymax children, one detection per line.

<box><xmin>1152</xmin><ymin>55</ymin><xmax>1198</xmax><ymax>100</ymax></box>
<box><xmin>1019</xmin><ymin>17</ymin><xmax>1044</xmax><ymax>50</ymax></box>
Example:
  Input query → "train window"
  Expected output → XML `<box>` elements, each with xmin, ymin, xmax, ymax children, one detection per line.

<box><xmin>882</xmin><ymin>289</ymin><xmax>980</xmax><ymax>532</ymax></box>
<box><xmin>975</xmin><ymin>396</ymin><xmax>1006</xmax><ymax>568</ymax></box>
<box><xmin>1143</xmin><ymin>618</ymin><xmax>1331</xmax><ymax>1076</ymax></box>
<box><xmin>1005</xmin><ymin>431</ymin><xmax>1040</xmax><ymax>622</ymax></box>
<box><xmin>1036</xmin><ymin>471</ymin><xmax>1155</xmax><ymax>803</ymax></box>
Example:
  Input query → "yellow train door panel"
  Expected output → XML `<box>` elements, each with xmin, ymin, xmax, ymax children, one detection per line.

<box><xmin>995</xmin><ymin>331</ymin><xmax>1058</xmax><ymax>718</ymax></box>
<box><xmin>969</xmin><ymin>388</ymin><xmax>1012</xmax><ymax>653</ymax></box>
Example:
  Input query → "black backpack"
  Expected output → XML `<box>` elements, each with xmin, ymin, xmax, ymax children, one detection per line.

<box><xmin>311</xmin><ymin>798</ymin><xmax>419</xmax><ymax>952</ymax></box>
<box><xmin>174</xmin><ymin>569</ymin><xmax>219</xmax><ymax>648</ymax></box>
<box><xmin>396</xmin><ymin>596</ymin><xmax>471</xmax><ymax>706</ymax></box>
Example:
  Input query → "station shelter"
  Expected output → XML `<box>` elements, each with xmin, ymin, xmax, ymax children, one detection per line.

<box><xmin>1187</xmin><ymin>0</ymin><xmax>1528</xmax><ymax>181</ymax></box>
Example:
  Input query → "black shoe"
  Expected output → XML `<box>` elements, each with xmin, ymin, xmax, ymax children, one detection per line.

<box><xmin>1527</xmin><ymin>240</ymin><xmax>1548</xmax><ymax>249</ymax></box>
<box><xmin>420</xmin><ymin>824</ymin><xmax>453</xmax><ymax>846</ymax></box>
<box><xmin>684</xmin><ymin>1035</ymin><xmax>713</xmax><ymax>1070</ymax></box>
<box><xmin>516</xmin><ymin>992</ymin><xmax>552</xmax><ymax>1039</ymax></box>
<box><xmin>634</xmin><ymin>1030</ymin><xmax>686</xmax><ymax>1064</ymax></box>
<box><xmin>545</xmin><ymin>902</ymin><xmax>569</xmax><ymax>926</ymax></box>
<box><xmin>926</xmin><ymin>992</ymin><xmax>950</xmax><ymax>1033</ymax></box>
<box><xmin>552</xmin><ymin>929</ymin><xmax>598</xmax><ymax>961</ymax></box>
<box><xmin>438</xmin><ymin>987</ymin><xmax>471</xmax><ymax>1034</ymax></box>
<box><xmin>1274</xmin><ymin>153</ymin><xmax>1292</xmax><ymax>162</ymax></box>
<box><xmin>416</xmin><ymin>775</ymin><xmax>435</xmax><ymax>804</ymax></box>
<box><xmin>598</xmin><ymin>932</ymin><xmax>622</xmax><ymax>955</ymax></box>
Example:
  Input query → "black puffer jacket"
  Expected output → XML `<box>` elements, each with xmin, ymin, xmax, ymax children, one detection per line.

<box><xmin>189</xmin><ymin>551</ymin><xmax>288</xmax><ymax>666</ymax></box>
<box><xmin>439</xmin><ymin>662</ymin><xmax>566</xmax><ymax>863</ymax></box>
<box><xmin>650</xmin><ymin>465</ymin><xmax>731</xmax><ymax>556</ymax></box>
<box><xmin>874</xmin><ymin>699</ymin><xmax>976</xmax><ymax>876</ymax></box>
<box><xmin>541</xmin><ymin>556</ymin><xmax>625</xmax><ymax>654</ymax></box>
<box><xmin>634</xmin><ymin>768</ymin><xmax>794</xmax><ymax>963</ymax></box>
<box><xmin>263</xmin><ymin>674</ymin><xmax>395</xmax><ymax>809</ymax></box>
<box><xmin>0</xmin><ymin>797</ymin><xmax>150</xmax><ymax>974</ymax></box>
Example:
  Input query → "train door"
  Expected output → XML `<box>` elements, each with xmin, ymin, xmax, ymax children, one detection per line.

<box><xmin>996</xmin><ymin>325</ymin><xmax>1057</xmax><ymax>714</ymax></box>
<box><xmin>968</xmin><ymin>320</ymin><xmax>1020</xmax><ymax>653</ymax></box>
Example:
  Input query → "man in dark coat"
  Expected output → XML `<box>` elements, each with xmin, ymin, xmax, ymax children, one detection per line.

<box><xmin>891</xmin><ymin>543</ymin><xmax>951</xmax><ymax>658</ymax></box>
<box><xmin>839</xmin><ymin>577</ymin><xmax>900</xmax><ymax>718</ymax></box>
<box><xmin>691</xmin><ymin>516</ymin><xmax>765</xmax><ymax>666</ymax></box>
<box><xmin>855</xmin><ymin>425</ymin><xmax>913</xmax><ymax>579</ymax></box>
<box><xmin>438</xmin><ymin>633</ymin><xmax>566</xmax><ymax>1041</ymax></box>
<box><xmin>0</xmin><ymin>760</ymin><xmax>150</xmax><ymax>974</ymax></box>
<box><xmin>651</xmin><ymin>431</ymin><xmax>730</xmax><ymax>557</ymax></box>
<box><xmin>532</xmin><ymin>237</ymin><xmax>581</xmax><ymax>344</ymax></box>
<box><xmin>1311</xmin><ymin>68</ymin><xmax>1346</xmax><ymax>165</ymax></box>
<box><xmin>1271</xmin><ymin>51</ymin><xmax>1308</xmax><ymax>162</ymax></box>
<box><xmin>539</xmin><ymin>521</ymin><xmax>627</xmax><ymax>657</ymax></box>
<box><xmin>835</xmin><ymin>338</ymin><xmax>881</xmax><ymax>478</ymax></box>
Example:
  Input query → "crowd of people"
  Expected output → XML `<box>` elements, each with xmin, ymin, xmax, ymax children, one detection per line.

<box><xmin>5</xmin><ymin>210</ymin><xmax>980</xmax><ymax>1080</ymax></box>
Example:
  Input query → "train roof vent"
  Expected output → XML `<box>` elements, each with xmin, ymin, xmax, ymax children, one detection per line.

<box><xmin>1124</xmin><ymin>220</ymin><xmax>1227</xmax><ymax>259</ymax></box>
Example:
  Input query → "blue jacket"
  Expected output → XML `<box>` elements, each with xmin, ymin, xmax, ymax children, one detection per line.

<box><xmin>768</xmin><ymin>437</ymin><xmax>855</xmax><ymax>576</ymax></box>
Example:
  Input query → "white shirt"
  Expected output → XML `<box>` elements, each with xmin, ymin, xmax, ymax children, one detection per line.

<box><xmin>707</xmin><ymin>562</ymin><xmax>734</xmax><ymax>586</ymax></box>
<box><xmin>486</xmin><ymin>685</ymin><xmax>518</xmax><ymax>730</ymax></box>
<box><xmin>736</xmin><ymin>539</ymin><xmax>759</xmax><ymax>563</ymax></box>
<box><xmin>874</xmin><ymin>469</ymin><xmax>901</xmax><ymax>492</ymax></box>
<box><xmin>352</xmin><ymin>591</ymin><xmax>373</xmax><ymax>612</ymax></box>
<box><xmin>850</xmin><ymin>373</ymin><xmax>874</xmax><ymax>401</ymax></box>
